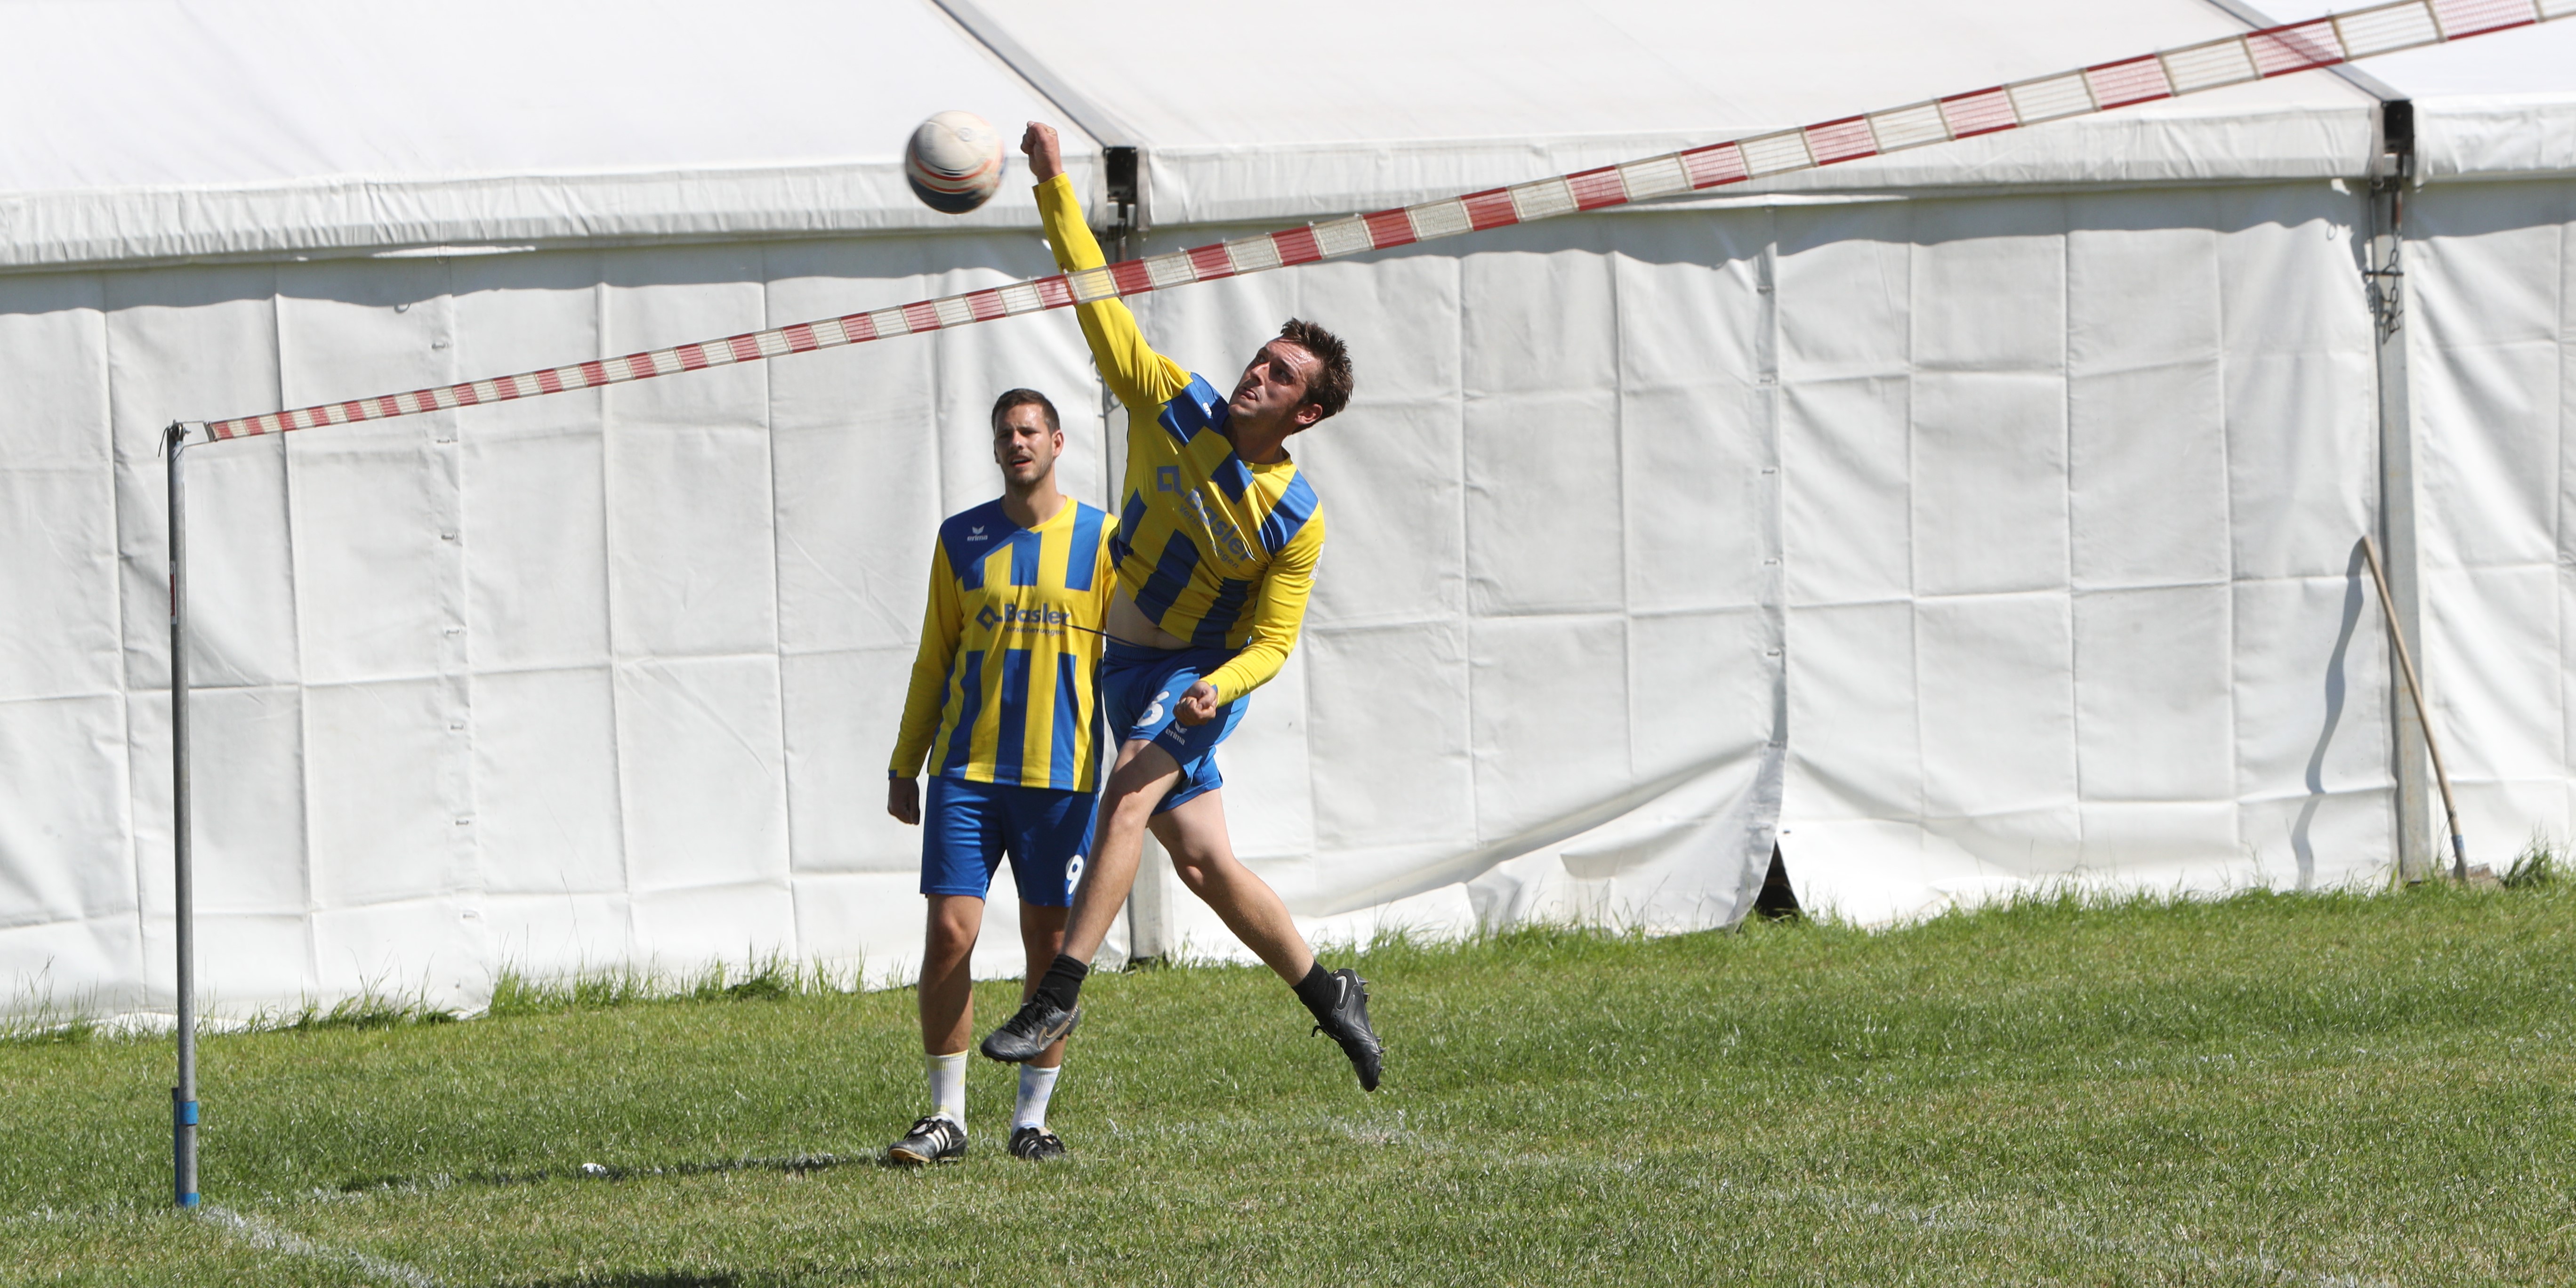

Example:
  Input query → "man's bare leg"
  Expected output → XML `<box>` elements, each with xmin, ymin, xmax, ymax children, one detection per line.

<box><xmin>980</xmin><ymin>739</ymin><xmax>1175</xmax><ymax>1063</ymax></box>
<box><xmin>985</xmin><ymin>738</ymin><xmax>1383</xmax><ymax>1089</ymax></box>
<box><xmin>919</xmin><ymin>894</ymin><xmax>983</xmax><ymax>1056</ymax></box>
<box><xmin>1150</xmin><ymin>789</ymin><xmax>1313</xmax><ymax>984</ymax></box>
<box><xmin>1150</xmin><ymin>786</ymin><xmax>1378</xmax><ymax>1089</ymax></box>
<box><xmin>1058</xmin><ymin>738</ymin><xmax>1184</xmax><ymax>964</ymax></box>
<box><xmin>899</xmin><ymin>894</ymin><xmax>982</xmax><ymax>1159</ymax></box>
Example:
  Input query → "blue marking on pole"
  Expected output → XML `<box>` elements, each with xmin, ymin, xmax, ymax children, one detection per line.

<box><xmin>179</xmin><ymin>1100</ymin><xmax>200</xmax><ymax>1126</ymax></box>
<box><xmin>179</xmin><ymin>1191</ymin><xmax>199</xmax><ymax>1208</ymax></box>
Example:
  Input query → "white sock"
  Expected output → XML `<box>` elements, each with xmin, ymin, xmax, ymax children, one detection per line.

<box><xmin>1015</xmin><ymin>1063</ymin><xmax>1061</xmax><ymax>1131</ymax></box>
<box><xmin>926</xmin><ymin>1051</ymin><xmax>968</xmax><ymax>1128</ymax></box>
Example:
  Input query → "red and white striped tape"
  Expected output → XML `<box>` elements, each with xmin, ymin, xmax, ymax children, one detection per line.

<box><xmin>199</xmin><ymin>0</ymin><xmax>2567</xmax><ymax>442</ymax></box>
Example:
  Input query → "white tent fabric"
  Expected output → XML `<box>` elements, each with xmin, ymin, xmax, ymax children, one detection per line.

<box><xmin>2402</xmin><ymin>182</ymin><xmax>2576</xmax><ymax>868</ymax></box>
<box><xmin>1</xmin><ymin>0</ymin><xmax>2569</xmax><ymax>1020</ymax></box>
<box><xmin>2259</xmin><ymin>1</ymin><xmax>2576</xmax><ymax>872</ymax></box>
<box><xmin>0</xmin><ymin>0</ymin><xmax>2387</xmax><ymax>267</ymax></box>
<box><xmin>0</xmin><ymin>236</ymin><xmax>1116</xmax><ymax>1014</ymax></box>
<box><xmin>1764</xmin><ymin>185</ymin><xmax>2396</xmax><ymax>924</ymax></box>
<box><xmin>963</xmin><ymin>0</ymin><xmax>2383</xmax><ymax>225</ymax></box>
<box><xmin>0</xmin><ymin>0</ymin><xmax>1103</xmax><ymax>269</ymax></box>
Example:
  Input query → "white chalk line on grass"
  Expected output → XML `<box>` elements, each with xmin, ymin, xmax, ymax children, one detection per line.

<box><xmin>202</xmin><ymin>1205</ymin><xmax>441</xmax><ymax>1288</ymax></box>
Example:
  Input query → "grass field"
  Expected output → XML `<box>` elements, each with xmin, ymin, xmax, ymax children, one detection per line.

<box><xmin>4</xmin><ymin>875</ymin><xmax>2573</xmax><ymax>1287</ymax></box>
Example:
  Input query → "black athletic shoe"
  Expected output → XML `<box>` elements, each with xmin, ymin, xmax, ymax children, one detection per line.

<box><xmin>886</xmin><ymin>1114</ymin><xmax>966</xmax><ymax>1165</ymax></box>
<box><xmin>1312</xmin><ymin>967</ymin><xmax>1383</xmax><ymax>1091</ymax></box>
<box><xmin>979</xmin><ymin>997</ymin><xmax>1081</xmax><ymax>1063</ymax></box>
<box><xmin>1007</xmin><ymin>1126</ymin><xmax>1068</xmax><ymax>1160</ymax></box>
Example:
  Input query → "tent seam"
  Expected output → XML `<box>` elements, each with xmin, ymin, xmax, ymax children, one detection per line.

<box><xmin>1903</xmin><ymin>210</ymin><xmax>1929</xmax><ymax>831</ymax></box>
<box><xmin>598</xmin><ymin>273</ymin><xmax>640</xmax><ymax>961</ymax></box>
<box><xmin>98</xmin><ymin>274</ymin><xmax>150</xmax><ymax>1010</ymax></box>
<box><xmin>760</xmin><ymin>246</ymin><xmax>800</xmax><ymax>966</ymax></box>
<box><xmin>1612</xmin><ymin>232</ymin><xmax>1634</xmax><ymax>789</ymax></box>
<box><xmin>2062</xmin><ymin>200</ymin><xmax>2084</xmax><ymax>859</ymax></box>
<box><xmin>439</xmin><ymin>260</ymin><xmax>483</xmax><ymax>996</ymax></box>
<box><xmin>2558</xmin><ymin>207</ymin><xmax>2571</xmax><ymax>850</ymax></box>
<box><xmin>273</xmin><ymin>269</ymin><xmax>325</xmax><ymax>991</ymax></box>
<box><xmin>1455</xmin><ymin>252</ymin><xmax>1477</xmax><ymax>853</ymax></box>
<box><xmin>2215</xmin><ymin>216</ymin><xmax>2244</xmax><ymax>869</ymax></box>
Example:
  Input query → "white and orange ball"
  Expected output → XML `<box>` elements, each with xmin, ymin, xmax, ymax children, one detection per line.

<box><xmin>904</xmin><ymin>110</ymin><xmax>1006</xmax><ymax>214</ymax></box>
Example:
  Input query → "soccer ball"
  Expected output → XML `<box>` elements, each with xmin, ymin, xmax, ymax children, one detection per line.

<box><xmin>905</xmin><ymin>111</ymin><xmax>1006</xmax><ymax>214</ymax></box>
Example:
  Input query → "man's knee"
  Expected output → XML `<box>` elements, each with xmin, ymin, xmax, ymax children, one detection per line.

<box><xmin>1100</xmin><ymin>783</ymin><xmax>1166</xmax><ymax>837</ymax></box>
<box><xmin>1170</xmin><ymin>855</ymin><xmax>1218</xmax><ymax>896</ymax></box>
<box><xmin>1104</xmin><ymin>743</ymin><xmax>1182</xmax><ymax>809</ymax></box>
<box><xmin>924</xmin><ymin>904</ymin><xmax>980</xmax><ymax>959</ymax></box>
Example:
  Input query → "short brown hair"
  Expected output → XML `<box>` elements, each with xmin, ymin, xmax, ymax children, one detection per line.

<box><xmin>989</xmin><ymin>387</ymin><xmax>1060</xmax><ymax>435</ymax></box>
<box><xmin>1277</xmin><ymin>318</ymin><xmax>1353</xmax><ymax>423</ymax></box>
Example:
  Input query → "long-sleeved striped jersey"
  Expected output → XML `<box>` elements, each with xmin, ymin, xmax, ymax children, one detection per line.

<box><xmin>1035</xmin><ymin>173</ymin><xmax>1326</xmax><ymax>706</ymax></box>
<box><xmin>888</xmin><ymin>497</ymin><xmax>1118</xmax><ymax>792</ymax></box>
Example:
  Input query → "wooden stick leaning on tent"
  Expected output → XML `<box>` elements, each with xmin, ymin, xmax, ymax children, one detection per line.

<box><xmin>2359</xmin><ymin>535</ymin><xmax>2469</xmax><ymax>883</ymax></box>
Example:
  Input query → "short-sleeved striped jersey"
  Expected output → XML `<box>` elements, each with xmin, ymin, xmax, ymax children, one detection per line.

<box><xmin>1036</xmin><ymin>174</ymin><xmax>1328</xmax><ymax>705</ymax></box>
<box><xmin>889</xmin><ymin>498</ymin><xmax>1118</xmax><ymax>792</ymax></box>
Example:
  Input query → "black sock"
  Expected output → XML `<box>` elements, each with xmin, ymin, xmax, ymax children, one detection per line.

<box><xmin>1033</xmin><ymin>954</ymin><xmax>1089</xmax><ymax>1012</ymax></box>
<box><xmin>1292</xmin><ymin>962</ymin><xmax>1338</xmax><ymax>1024</ymax></box>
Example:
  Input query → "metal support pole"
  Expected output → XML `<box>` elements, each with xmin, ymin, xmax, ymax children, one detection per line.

<box><xmin>2365</xmin><ymin>100</ymin><xmax>2435</xmax><ymax>883</ymax></box>
<box><xmin>164</xmin><ymin>422</ymin><xmax>200</xmax><ymax>1209</ymax></box>
<box><xmin>1095</xmin><ymin>146</ymin><xmax>1162</xmax><ymax>964</ymax></box>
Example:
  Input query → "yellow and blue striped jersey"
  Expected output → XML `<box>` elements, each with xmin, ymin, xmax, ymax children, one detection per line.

<box><xmin>889</xmin><ymin>498</ymin><xmax>1118</xmax><ymax>792</ymax></box>
<box><xmin>1036</xmin><ymin>173</ymin><xmax>1327</xmax><ymax>705</ymax></box>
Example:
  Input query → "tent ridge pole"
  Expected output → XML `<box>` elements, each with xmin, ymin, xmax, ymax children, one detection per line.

<box><xmin>164</xmin><ymin>421</ymin><xmax>199</xmax><ymax>1209</ymax></box>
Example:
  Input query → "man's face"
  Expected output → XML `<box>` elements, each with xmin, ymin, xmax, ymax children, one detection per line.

<box><xmin>994</xmin><ymin>402</ymin><xmax>1062</xmax><ymax>487</ymax></box>
<box><xmin>1226</xmin><ymin>339</ymin><xmax>1323</xmax><ymax>434</ymax></box>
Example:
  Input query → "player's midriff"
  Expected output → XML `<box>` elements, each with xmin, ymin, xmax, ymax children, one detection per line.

<box><xmin>1103</xmin><ymin>586</ymin><xmax>1190</xmax><ymax>650</ymax></box>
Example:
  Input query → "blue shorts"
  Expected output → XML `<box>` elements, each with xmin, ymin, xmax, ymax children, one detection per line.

<box><xmin>920</xmin><ymin>777</ymin><xmax>1097</xmax><ymax>907</ymax></box>
<box><xmin>1100</xmin><ymin>639</ymin><xmax>1249</xmax><ymax>814</ymax></box>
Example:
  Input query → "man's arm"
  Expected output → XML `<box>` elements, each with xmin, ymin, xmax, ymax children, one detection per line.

<box><xmin>887</xmin><ymin>544</ymin><xmax>965</xmax><ymax>821</ymax></box>
<box><xmin>1185</xmin><ymin>514</ymin><xmax>1327</xmax><ymax>720</ymax></box>
<box><xmin>1023</xmin><ymin>123</ymin><xmax>1187</xmax><ymax>416</ymax></box>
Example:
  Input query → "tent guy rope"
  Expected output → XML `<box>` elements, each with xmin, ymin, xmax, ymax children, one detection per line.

<box><xmin>188</xmin><ymin>0</ymin><xmax>2567</xmax><ymax>444</ymax></box>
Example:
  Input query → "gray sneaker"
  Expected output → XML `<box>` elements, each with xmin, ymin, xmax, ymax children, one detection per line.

<box><xmin>886</xmin><ymin>1114</ymin><xmax>966</xmax><ymax>1165</ymax></box>
<box><xmin>1007</xmin><ymin>1126</ymin><xmax>1067</xmax><ymax>1160</ymax></box>
<box><xmin>979</xmin><ymin>998</ymin><xmax>1080</xmax><ymax>1063</ymax></box>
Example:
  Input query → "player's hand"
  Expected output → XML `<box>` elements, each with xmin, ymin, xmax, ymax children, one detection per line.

<box><xmin>1174</xmin><ymin>681</ymin><xmax>1221</xmax><ymax>727</ymax></box>
<box><xmin>1022</xmin><ymin>122</ymin><xmax>1063</xmax><ymax>183</ymax></box>
<box><xmin>887</xmin><ymin>778</ymin><xmax>921</xmax><ymax>826</ymax></box>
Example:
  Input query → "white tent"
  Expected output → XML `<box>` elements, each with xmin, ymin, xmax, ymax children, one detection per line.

<box><xmin>2271</xmin><ymin>6</ymin><xmax>2576</xmax><ymax>879</ymax></box>
<box><xmin>0</xmin><ymin>0</ymin><xmax>2564</xmax><ymax>1021</ymax></box>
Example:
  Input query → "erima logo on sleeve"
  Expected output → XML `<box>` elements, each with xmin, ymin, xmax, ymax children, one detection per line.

<box><xmin>967</xmin><ymin>525</ymin><xmax>989</xmax><ymax>542</ymax></box>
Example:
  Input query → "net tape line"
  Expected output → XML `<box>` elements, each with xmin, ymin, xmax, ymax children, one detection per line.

<box><xmin>197</xmin><ymin>0</ymin><xmax>2568</xmax><ymax>442</ymax></box>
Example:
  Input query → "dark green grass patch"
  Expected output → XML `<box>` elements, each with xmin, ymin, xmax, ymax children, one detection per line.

<box><xmin>4</xmin><ymin>881</ymin><xmax>2573</xmax><ymax>1285</ymax></box>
